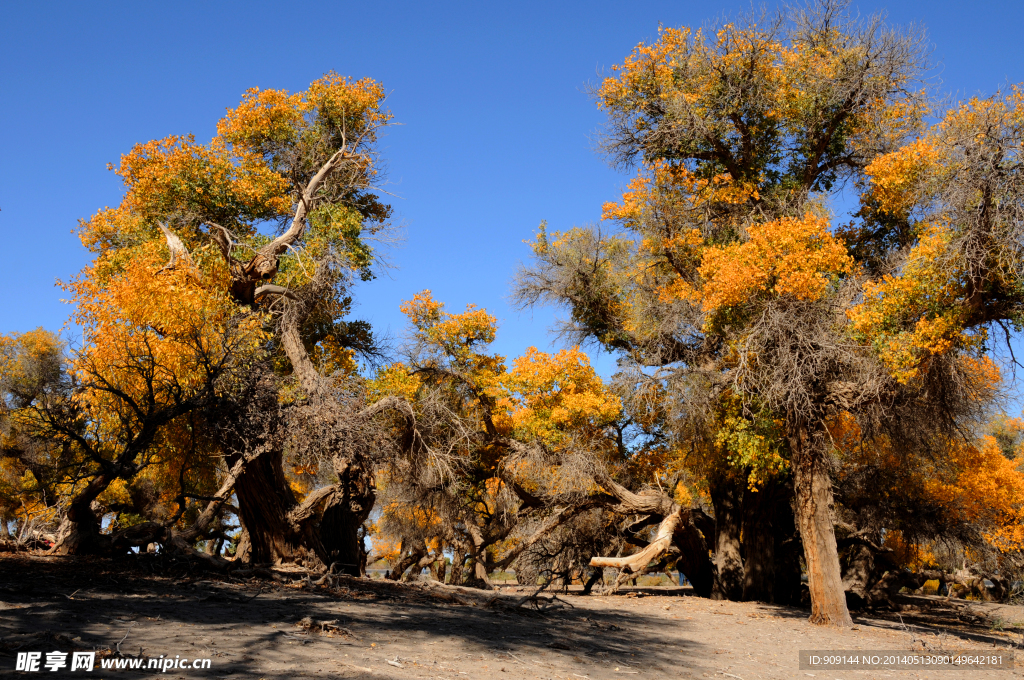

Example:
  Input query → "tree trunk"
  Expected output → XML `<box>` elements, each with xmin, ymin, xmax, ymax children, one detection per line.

<box><xmin>841</xmin><ymin>541</ymin><xmax>880</xmax><ymax>609</ymax></box>
<box><xmin>448</xmin><ymin>552</ymin><xmax>469</xmax><ymax>586</ymax></box>
<box><xmin>319</xmin><ymin>456</ymin><xmax>375</xmax><ymax>576</ymax></box>
<box><xmin>468</xmin><ymin>556</ymin><xmax>492</xmax><ymax>588</ymax></box>
<box><xmin>740</xmin><ymin>481</ymin><xmax>775</xmax><ymax>602</ymax></box>
<box><xmin>772</xmin><ymin>499</ymin><xmax>803</xmax><ymax>606</ymax></box>
<box><xmin>710</xmin><ymin>477</ymin><xmax>744</xmax><ymax>600</ymax></box>
<box><xmin>52</xmin><ymin>510</ymin><xmax>103</xmax><ymax>555</ymax></box>
<box><xmin>51</xmin><ymin>475</ymin><xmax>111</xmax><ymax>555</ymax></box>
<box><xmin>461</xmin><ymin>524</ymin><xmax>494</xmax><ymax>588</ymax></box>
<box><xmin>672</xmin><ymin>519</ymin><xmax>716</xmax><ymax>597</ymax></box>
<box><xmin>790</xmin><ymin>420</ymin><xmax>853</xmax><ymax>627</ymax></box>
<box><xmin>232</xmin><ymin>449</ymin><xmax>316</xmax><ymax>566</ymax></box>
<box><xmin>387</xmin><ymin>538</ymin><xmax>428</xmax><ymax>581</ymax></box>
<box><xmin>741</xmin><ymin>477</ymin><xmax>800</xmax><ymax>603</ymax></box>
<box><xmin>591</xmin><ymin>508</ymin><xmax>683</xmax><ymax>573</ymax></box>
<box><xmin>432</xmin><ymin>555</ymin><xmax>447</xmax><ymax>583</ymax></box>
<box><xmin>582</xmin><ymin>567</ymin><xmax>604</xmax><ymax>594</ymax></box>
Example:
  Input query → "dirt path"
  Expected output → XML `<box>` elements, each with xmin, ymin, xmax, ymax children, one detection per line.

<box><xmin>0</xmin><ymin>555</ymin><xmax>1020</xmax><ymax>679</ymax></box>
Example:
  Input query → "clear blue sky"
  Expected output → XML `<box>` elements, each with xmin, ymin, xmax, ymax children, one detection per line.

<box><xmin>2</xmin><ymin>1</ymin><xmax>1023</xmax><ymax>384</ymax></box>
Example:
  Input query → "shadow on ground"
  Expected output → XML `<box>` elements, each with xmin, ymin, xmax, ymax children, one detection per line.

<box><xmin>0</xmin><ymin>554</ymin><xmax>711</xmax><ymax>679</ymax></box>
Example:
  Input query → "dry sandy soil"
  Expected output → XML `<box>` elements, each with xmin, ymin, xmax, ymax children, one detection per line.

<box><xmin>1</xmin><ymin>554</ymin><xmax>1022</xmax><ymax>679</ymax></box>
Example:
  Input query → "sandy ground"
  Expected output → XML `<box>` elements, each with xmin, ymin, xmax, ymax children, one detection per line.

<box><xmin>1</xmin><ymin>554</ymin><xmax>1022</xmax><ymax>679</ymax></box>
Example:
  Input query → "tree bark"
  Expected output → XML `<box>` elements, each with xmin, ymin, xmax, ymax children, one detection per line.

<box><xmin>386</xmin><ymin>538</ymin><xmax>428</xmax><ymax>581</ymax></box>
<box><xmin>319</xmin><ymin>456</ymin><xmax>375</xmax><ymax>576</ymax></box>
<box><xmin>740</xmin><ymin>481</ymin><xmax>775</xmax><ymax>602</ymax></box>
<box><xmin>790</xmin><ymin>420</ymin><xmax>853</xmax><ymax>626</ymax></box>
<box><xmin>840</xmin><ymin>540</ymin><xmax>882</xmax><ymax>609</ymax></box>
<box><xmin>52</xmin><ymin>475</ymin><xmax>112</xmax><ymax>555</ymax></box>
<box><xmin>591</xmin><ymin>508</ymin><xmax>683</xmax><ymax>572</ymax></box>
<box><xmin>671</xmin><ymin>518</ymin><xmax>716</xmax><ymax>597</ymax></box>
<box><xmin>772</xmin><ymin>500</ymin><xmax>803</xmax><ymax>605</ymax></box>
<box><xmin>232</xmin><ymin>449</ymin><xmax>321</xmax><ymax>567</ymax></box>
<box><xmin>432</xmin><ymin>554</ymin><xmax>447</xmax><ymax>583</ymax></box>
<box><xmin>448</xmin><ymin>552</ymin><xmax>469</xmax><ymax>586</ymax></box>
<box><xmin>586</xmin><ymin>474</ymin><xmax>715</xmax><ymax>596</ymax></box>
<box><xmin>741</xmin><ymin>477</ymin><xmax>800</xmax><ymax>603</ymax></box>
<box><xmin>710</xmin><ymin>476</ymin><xmax>744</xmax><ymax>600</ymax></box>
<box><xmin>582</xmin><ymin>567</ymin><xmax>604</xmax><ymax>594</ymax></box>
<box><xmin>462</xmin><ymin>524</ymin><xmax>494</xmax><ymax>588</ymax></box>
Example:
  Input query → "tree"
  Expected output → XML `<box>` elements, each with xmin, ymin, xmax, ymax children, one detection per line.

<box><xmin>370</xmin><ymin>291</ymin><xmax>716</xmax><ymax>592</ymax></box>
<box><xmin>53</xmin><ymin>259</ymin><xmax>265</xmax><ymax>555</ymax></box>
<box><xmin>47</xmin><ymin>73</ymin><xmax>413</xmax><ymax>568</ymax></box>
<box><xmin>368</xmin><ymin>292</ymin><xmax>581</xmax><ymax>586</ymax></box>
<box><xmin>513</xmin><ymin>1</ymin><xmax>1024</xmax><ymax>625</ymax></box>
<box><xmin>829</xmin><ymin>397</ymin><xmax>1024</xmax><ymax>605</ymax></box>
<box><xmin>0</xmin><ymin>329</ymin><xmax>66</xmax><ymax>546</ymax></box>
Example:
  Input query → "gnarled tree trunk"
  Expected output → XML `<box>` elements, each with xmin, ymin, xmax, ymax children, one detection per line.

<box><xmin>448</xmin><ymin>551</ymin><xmax>470</xmax><ymax>586</ymax></box>
<box><xmin>790</xmin><ymin>419</ymin><xmax>853</xmax><ymax>626</ymax></box>
<box><xmin>740</xmin><ymin>480</ymin><xmax>775</xmax><ymax>602</ymax></box>
<box><xmin>588</xmin><ymin>473</ymin><xmax>716</xmax><ymax>596</ymax></box>
<box><xmin>772</xmin><ymin>494</ymin><xmax>803</xmax><ymax>605</ymax></box>
<box><xmin>386</xmin><ymin>538</ymin><xmax>429</xmax><ymax>581</ymax></box>
<box><xmin>432</xmin><ymin>553</ymin><xmax>447</xmax><ymax>583</ymax></box>
<box><xmin>52</xmin><ymin>475</ymin><xmax>110</xmax><ymax>555</ymax></box>
<box><xmin>672</xmin><ymin>517</ymin><xmax>716</xmax><ymax>597</ymax></box>
<box><xmin>232</xmin><ymin>449</ymin><xmax>324</xmax><ymax>567</ymax></box>
<box><xmin>319</xmin><ymin>456</ymin><xmax>375</xmax><ymax>575</ymax></box>
<box><xmin>591</xmin><ymin>508</ymin><xmax>683</xmax><ymax>573</ymax></box>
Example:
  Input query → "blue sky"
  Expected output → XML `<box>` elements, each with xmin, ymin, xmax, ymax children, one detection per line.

<box><xmin>2</xmin><ymin>0</ymin><xmax>1023</xmax><ymax>386</ymax></box>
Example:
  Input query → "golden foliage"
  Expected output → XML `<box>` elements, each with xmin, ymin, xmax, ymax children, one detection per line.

<box><xmin>497</xmin><ymin>347</ymin><xmax>621</xmax><ymax>448</ymax></box>
<box><xmin>700</xmin><ymin>212</ymin><xmax>852</xmax><ymax>314</ymax></box>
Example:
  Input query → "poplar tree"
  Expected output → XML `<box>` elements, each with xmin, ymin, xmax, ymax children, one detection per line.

<box><xmin>516</xmin><ymin>1</ymin><xmax>1024</xmax><ymax>625</ymax></box>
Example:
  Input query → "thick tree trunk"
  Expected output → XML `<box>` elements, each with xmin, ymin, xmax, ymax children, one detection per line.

<box><xmin>591</xmin><ymin>508</ymin><xmax>683</xmax><ymax>573</ymax></box>
<box><xmin>741</xmin><ymin>477</ymin><xmax>801</xmax><ymax>603</ymax></box>
<box><xmin>319</xmin><ymin>456</ymin><xmax>375</xmax><ymax>576</ymax></box>
<box><xmin>841</xmin><ymin>541</ymin><xmax>882</xmax><ymax>609</ymax></box>
<box><xmin>790</xmin><ymin>420</ymin><xmax>853</xmax><ymax>627</ymax></box>
<box><xmin>52</xmin><ymin>510</ymin><xmax>104</xmax><ymax>555</ymax></box>
<box><xmin>404</xmin><ymin>551</ymin><xmax>443</xmax><ymax>582</ymax></box>
<box><xmin>386</xmin><ymin>538</ymin><xmax>428</xmax><ymax>581</ymax></box>
<box><xmin>432</xmin><ymin>555</ymin><xmax>447</xmax><ymax>583</ymax></box>
<box><xmin>582</xmin><ymin>567</ymin><xmax>604</xmax><ymax>594</ymax></box>
<box><xmin>672</xmin><ymin>519</ymin><xmax>716</xmax><ymax>598</ymax></box>
<box><xmin>232</xmin><ymin>450</ymin><xmax>321</xmax><ymax>567</ymax></box>
<box><xmin>317</xmin><ymin>505</ymin><xmax>364</xmax><ymax>575</ymax></box>
<box><xmin>587</xmin><ymin>475</ymin><xmax>715</xmax><ymax>596</ymax></box>
<box><xmin>466</xmin><ymin>557</ymin><xmax>492</xmax><ymax>588</ymax></box>
<box><xmin>710</xmin><ymin>477</ymin><xmax>744</xmax><ymax>600</ymax></box>
<box><xmin>461</xmin><ymin>524</ymin><xmax>494</xmax><ymax>588</ymax></box>
<box><xmin>772</xmin><ymin>499</ymin><xmax>804</xmax><ymax>605</ymax></box>
<box><xmin>448</xmin><ymin>552</ymin><xmax>469</xmax><ymax>586</ymax></box>
<box><xmin>52</xmin><ymin>475</ymin><xmax>112</xmax><ymax>555</ymax></box>
<box><xmin>740</xmin><ymin>480</ymin><xmax>775</xmax><ymax>602</ymax></box>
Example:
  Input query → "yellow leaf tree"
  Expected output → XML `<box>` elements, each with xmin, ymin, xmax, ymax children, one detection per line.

<box><xmin>49</xmin><ymin>73</ymin><xmax>408</xmax><ymax>570</ymax></box>
<box><xmin>513</xmin><ymin>2</ymin><xmax>1024</xmax><ymax>624</ymax></box>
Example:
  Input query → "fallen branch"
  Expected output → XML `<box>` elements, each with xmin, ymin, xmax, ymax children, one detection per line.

<box><xmin>591</xmin><ymin>508</ymin><xmax>683</xmax><ymax>576</ymax></box>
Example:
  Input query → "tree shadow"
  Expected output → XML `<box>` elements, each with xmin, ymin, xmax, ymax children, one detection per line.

<box><xmin>0</xmin><ymin>554</ymin><xmax>714</xmax><ymax>678</ymax></box>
